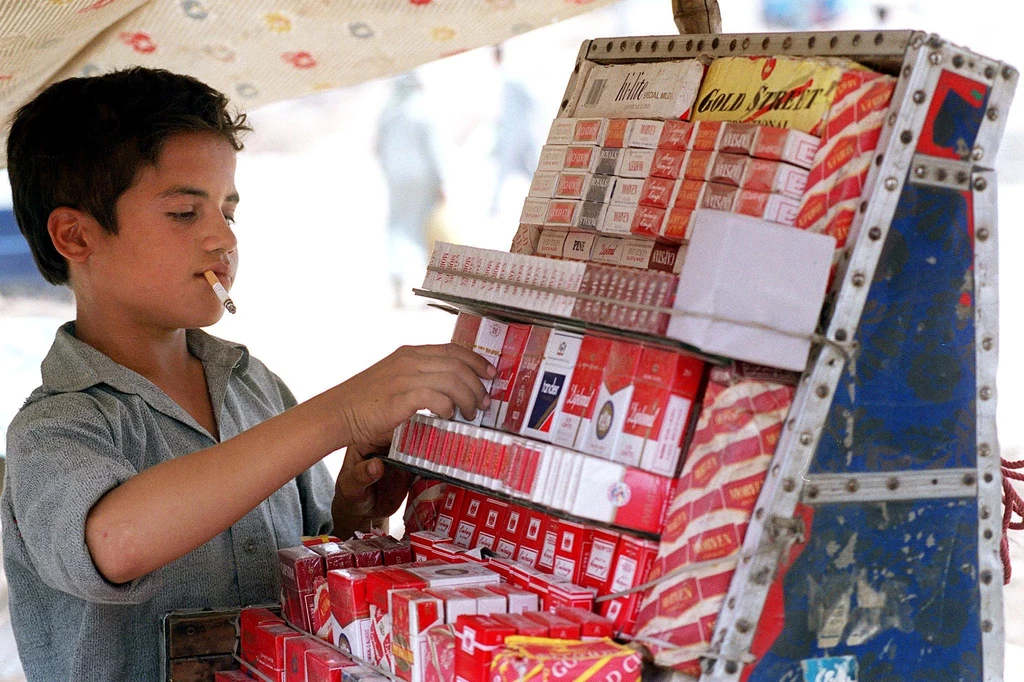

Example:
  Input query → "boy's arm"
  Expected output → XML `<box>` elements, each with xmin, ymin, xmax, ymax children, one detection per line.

<box><xmin>331</xmin><ymin>444</ymin><xmax>414</xmax><ymax>540</ymax></box>
<box><xmin>84</xmin><ymin>343</ymin><xmax>493</xmax><ymax>585</ymax></box>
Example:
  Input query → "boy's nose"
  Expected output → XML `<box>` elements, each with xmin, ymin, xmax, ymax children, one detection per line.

<box><xmin>205</xmin><ymin>214</ymin><xmax>238</xmax><ymax>253</ymax></box>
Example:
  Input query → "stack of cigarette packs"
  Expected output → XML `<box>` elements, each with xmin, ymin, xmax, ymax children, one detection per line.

<box><xmin>442</xmin><ymin>312</ymin><xmax>708</xmax><ymax>480</ymax></box>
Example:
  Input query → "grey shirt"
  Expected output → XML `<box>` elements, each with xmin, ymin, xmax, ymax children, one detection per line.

<box><xmin>1</xmin><ymin>323</ymin><xmax>334</xmax><ymax>681</ymax></box>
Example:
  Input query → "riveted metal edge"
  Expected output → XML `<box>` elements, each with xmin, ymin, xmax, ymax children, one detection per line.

<box><xmin>973</xmin><ymin>168</ymin><xmax>1004</xmax><ymax>682</ymax></box>
<box><xmin>800</xmin><ymin>469</ymin><xmax>979</xmax><ymax>504</ymax></box>
<box><xmin>702</xmin><ymin>35</ymin><xmax>946</xmax><ymax>682</ymax></box>
<box><xmin>557</xmin><ymin>41</ymin><xmax>594</xmax><ymax>118</ymax></box>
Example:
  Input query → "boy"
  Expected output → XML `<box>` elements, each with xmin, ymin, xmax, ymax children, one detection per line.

<box><xmin>0</xmin><ymin>68</ymin><xmax>492</xmax><ymax>680</ymax></box>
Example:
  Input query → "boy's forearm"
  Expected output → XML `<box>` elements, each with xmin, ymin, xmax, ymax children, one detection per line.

<box><xmin>85</xmin><ymin>388</ymin><xmax>349</xmax><ymax>585</ymax></box>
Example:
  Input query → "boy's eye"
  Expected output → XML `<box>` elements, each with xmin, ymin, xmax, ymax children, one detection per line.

<box><xmin>224</xmin><ymin>214</ymin><xmax>236</xmax><ymax>225</ymax></box>
<box><xmin>167</xmin><ymin>211</ymin><xmax>196</xmax><ymax>221</ymax></box>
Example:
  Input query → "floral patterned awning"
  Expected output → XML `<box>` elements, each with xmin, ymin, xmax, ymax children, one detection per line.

<box><xmin>0</xmin><ymin>0</ymin><xmax>619</xmax><ymax>166</ymax></box>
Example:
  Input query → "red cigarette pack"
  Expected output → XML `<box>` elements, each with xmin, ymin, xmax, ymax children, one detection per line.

<box><xmin>306</xmin><ymin>645</ymin><xmax>358</xmax><ymax>682</ymax></box>
<box><xmin>391</xmin><ymin>589</ymin><xmax>445</xmax><ymax>682</ymax></box>
<box><xmin>489</xmin><ymin>612</ymin><xmax>548</xmax><ymax>637</ymax></box>
<box><xmin>552</xmin><ymin>519</ymin><xmax>588</xmax><ymax>585</ymax></box>
<box><xmin>252</xmin><ymin>622</ymin><xmax>304</xmax><ymax>678</ymax></box>
<box><xmin>657</xmin><ymin>120</ymin><xmax>694</xmax><ymax>150</ymax></box>
<box><xmin>554</xmin><ymin>607</ymin><xmax>616</xmax><ymax>639</ymax></box>
<box><xmin>454</xmin><ymin>615</ymin><xmax>516</xmax><ymax>682</ymax></box>
<box><xmin>500</xmin><ymin>326</ymin><xmax>552</xmax><ymax>434</ymax></box>
<box><xmin>424</xmin><ymin>625</ymin><xmax>456</xmax><ymax>682</ymax></box>
<box><xmin>240</xmin><ymin>607</ymin><xmax>283</xmax><ymax>667</ymax></box>
<box><xmin>341</xmin><ymin>539</ymin><xmax>383</xmax><ymax>568</ymax></box>
<box><xmin>493</xmin><ymin>504</ymin><xmax>526</xmax><ymax>561</ymax></box>
<box><xmin>600</xmin><ymin>535</ymin><xmax>659</xmax><ymax>634</ymax></box>
<box><xmin>580</xmin><ymin>528</ymin><xmax>621</xmax><ymax>592</ymax></box>
<box><xmin>522</xmin><ymin>611</ymin><xmax>581</xmax><ymax>640</ymax></box>
<box><xmin>434</xmin><ymin>486</ymin><xmax>465</xmax><ymax>538</ymax></box>
<box><xmin>483</xmin><ymin>323</ymin><xmax>532</xmax><ymax>429</ymax></box>
<box><xmin>486</xmin><ymin>583</ymin><xmax>540</xmax><ymax>614</ymax></box>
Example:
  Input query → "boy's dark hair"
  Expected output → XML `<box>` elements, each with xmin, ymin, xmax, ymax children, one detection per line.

<box><xmin>6</xmin><ymin>67</ymin><xmax>251</xmax><ymax>285</ymax></box>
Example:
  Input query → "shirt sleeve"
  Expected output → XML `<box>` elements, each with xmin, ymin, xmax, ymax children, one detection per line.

<box><xmin>4</xmin><ymin>393</ymin><xmax>161</xmax><ymax>604</ymax></box>
<box><xmin>273</xmin><ymin>374</ymin><xmax>335</xmax><ymax>537</ymax></box>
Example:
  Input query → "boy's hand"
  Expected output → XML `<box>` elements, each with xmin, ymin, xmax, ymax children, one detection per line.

<box><xmin>332</xmin><ymin>444</ymin><xmax>414</xmax><ymax>538</ymax></box>
<box><xmin>333</xmin><ymin>343</ymin><xmax>495</xmax><ymax>449</ymax></box>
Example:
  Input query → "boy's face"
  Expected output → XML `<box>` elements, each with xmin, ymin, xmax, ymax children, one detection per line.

<box><xmin>86</xmin><ymin>131</ymin><xmax>240</xmax><ymax>331</ymax></box>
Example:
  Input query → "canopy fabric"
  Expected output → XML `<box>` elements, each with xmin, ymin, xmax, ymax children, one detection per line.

<box><xmin>0</xmin><ymin>0</ymin><xmax>619</xmax><ymax>166</ymax></box>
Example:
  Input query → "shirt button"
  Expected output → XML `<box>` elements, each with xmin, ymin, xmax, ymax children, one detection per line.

<box><xmin>243</xmin><ymin>540</ymin><xmax>257</xmax><ymax>554</ymax></box>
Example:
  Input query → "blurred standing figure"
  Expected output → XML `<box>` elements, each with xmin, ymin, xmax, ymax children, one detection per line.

<box><xmin>376</xmin><ymin>72</ymin><xmax>444</xmax><ymax>308</ymax></box>
<box><xmin>490</xmin><ymin>45</ymin><xmax>540</xmax><ymax>215</ymax></box>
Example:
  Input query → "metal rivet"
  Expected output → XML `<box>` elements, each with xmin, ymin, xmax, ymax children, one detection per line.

<box><xmin>807</xmin><ymin>485</ymin><xmax>819</xmax><ymax>499</ymax></box>
<box><xmin>929</xmin><ymin>52</ymin><xmax>942</xmax><ymax>65</ymax></box>
<box><xmin>900</xmin><ymin>130</ymin><xmax>913</xmax><ymax>144</ymax></box>
<box><xmin>755</xmin><ymin>507</ymin><xmax>764</xmax><ymax>520</ymax></box>
<box><xmin>728</xmin><ymin>597</ymin><xmax>736</xmax><ymax>609</ymax></box>
<box><xmin>984</xmin><ymin>472</ymin><xmax>994</xmax><ymax>483</ymax></box>
<box><xmin>980</xmin><ymin>386</ymin><xmax>992</xmax><ymax>400</ymax></box>
<box><xmin>974</xmin><ymin>177</ymin><xmax>988</xmax><ymax>191</ymax></box>
<box><xmin>725</xmin><ymin>661</ymin><xmax>739</xmax><ymax>674</ymax></box>
<box><xmin>860</xmin><ymin>201</ymin><xmax>868</xmax><ymax>213</ymax></box>
<box><xmin>980</xmin><ymin>443</ymin><xmax>991</xmax><ymax>457</ymax></box>
<box><xmin>816</xmin><ymin>385</ymin><xmax>829</xmax><ymax>398</ymax></box>
<box><xmin>686</xmin><ymin>39</ymin><xmax>693</xmax><ymax>50</ymax></box>
<box><xmin>984</xmin><ymin>65</ymin><xmax>996</xmax><ymax>79</ymax></box>
<box><xmin>952</xmin><ymin>54</ymin><xmax>965</xmax><ymax>68</ymax></box>
<box><xmin>650</xmin><ymin>40</ymin><xmax>659</xmax><ymax>52</ymax></box>
<box><xmin>712</xmin><ymin>38</ymin><xmax>720</xmax><ymax>49</ymax></box>
<box><xmin>876</xmin><ymin>154</ymin><xmax>884</xmax><ymax>166</ymax></box>
<box><xmin>972</xmin><ymin>146</ymin><xmax>985</xmax><ymax>161</ymax></box>
<box><xmin>835</xmin><ymin>329</ymin><xmax>848</xmax><ymax>341</ymax></box>
<box><xmin>696</xmin><ymin>39</ymin><xmax>705</xmax><ymax>51</ymax></box>
<box><xmin>936</xmin><ymin>168</ymin><xmax>948</xmax><ymax>182</ymax></box>
<box><xmin>977</xmin><ymin>228</ymin><xmax>990</xmax><ymax>242</ymax></box>
<box><xmin>729</xmin><ymin>39</ymin><xmax>737</xmax><ymax>51</ymax></box>
<box><xmin>887</xmin><ymin>476</ymin><xmax>899</xmax><ymax>490</ymax></box>
<box><xmin>869</xmin><ymin>226</ymin><xmax>882</xmax><ymax>240</ymax></box>
<box><xmin>914</xmin><ymin>165</ymin><xmax>927</xmax><ymax>178</ymax></box>
<box><xmin>982</xmin><ymin>620</ymin><xmax>993</xmax><ymax>633</ymax></box>
<box><xmin>981</xmin><ymin>507</ymin><xmax>991</xmax><ymax>520</ymax></box>
<box><xmin>783</xmin><ymin>478</ymin><xmax>796</xmax><ymax>492</ymax></box>
<box><xmin>852</xmin><ymin>273</ymin><xmax>865</xmax><ymax>287</ymax></box>
<box><xmin>634</xmin><ymin>41</ymin><xmax>642</xmax><ymax>53</ymax></box>
<box><xmin>987</xmin><ymin>107</ymin><xmax>999</xmax><ymax>121</ymax></box>
<box><xmin>782</xmin><ymin>37</ymin><xmax>792</xmax><ymax>49</ymax></box>
<box><xmin>984</xmin><ymin>528</ymin><xmax>994</xmax><ymax>539</ymax></box>
<box><xmin>963</xmin><ymin>473</ymin><xmax>976</xmax><ymax>486</ymax></box>
<box><xmin>888</xmin><ymin>111</ymin><xmax>899</xmax><ymax>126</ymax></box>
<box><xmin>1003</xmin><ymin>65</ymin><xmax>1015</xmax><ymax>80</ymax></box>
<box><xmin>742</xmin><ymin>37</ymin><xmax>750</xmax><ymax>49</ymax></box>
<box><xmin>830</xmin><ymin>36</ymin><xmax>839</xmax><ymax>49</ymax></box>
<box><xmin>799</xmin><ymin>432</ymin><xmax>812</xmax><ymax>446</ymax></box>
<box><xmin>884</xmin><ymin>177</ymin><xmax>898</xmax><ymax>191</ymax></box>
<box><xmin>911</xmin><ymin>35</ymin><xmax>924</xmax><ymax>48</ymax></box>
<box><xmin>753</xmin><ymin>567</ymin><xmax>772</xmax><ymax>585</ymax></box>
<box><xmin>902</xmin><ymin>65</ymin><xmax>912</xmax><ymax>78</ymax></box>
<box><xmin>619</xmin><ymin>40</ymin><xmax>628</xmax><ymax>52</ymax></box>
<box><xmin>846</xmin><ymin>479</ymin><xmax>859</xmax><ymax>493</ymax></box>
<box><xmin>956</xmin><ymin>171</ymin><xmax>969</xmax><ymax>185</ymax></box>
<box><xmin>913</xmin><ymin>89</ymin><xmax>926</xmax><ymax>104</ymax></box>
<box><xmin>667</xmin><ymin>39</ymin><xmax>675</xmax><ymax>51</ymax></box>
<box><xmin>736</xmin><ymin>619</ymin><xmax>752</xmax><ymax>633</ymax></box>
<box><xmin>927</xmin><ymin>35</ymin><xmax>943</xmax><ymax>48</ymax></box>
<box><xmin>982</xmin><ymin>336</ymin><xmax>993</xmax><ymax>351</ymax></box>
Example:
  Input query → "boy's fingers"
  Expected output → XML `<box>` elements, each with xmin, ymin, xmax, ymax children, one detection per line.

<box><xmin>417</xmin><ymin>358</ymin><xmax>489</xmax><ymax>403</ymax></box>
<box><xmin>337</xmin><ymin>457</ymin><xmax>385</xmax><ymax>504</ymax></box>
<box><xmin>421</xmin><ymin>372</ymin><xmax>483</xmax><ymax>421</ymax></box>
<box><xmin>420</xmin><ymin>343</ymin><xmax>496</xmax><ymax>379</ymax></box>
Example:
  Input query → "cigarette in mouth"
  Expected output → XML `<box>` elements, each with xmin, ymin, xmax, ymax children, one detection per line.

<box><xmin>203</xmin><ymin>270</ymin><xmax>236</xmax><ymax>314</ymax></box>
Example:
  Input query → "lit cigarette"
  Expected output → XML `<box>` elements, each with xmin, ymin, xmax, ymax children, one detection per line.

<box><xmin>203</xmin><ymin>270</ymin><xmax>236</xmax><ymax>314</ymax></box>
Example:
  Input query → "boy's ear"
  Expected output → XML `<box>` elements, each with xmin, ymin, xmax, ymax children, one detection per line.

<box><xmin>47</xmin><ymin>207</ymin><xmax>96</xmax><ymax>264</ymax></box>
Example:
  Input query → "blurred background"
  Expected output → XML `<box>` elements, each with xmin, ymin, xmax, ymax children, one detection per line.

<box><xmin>2</xmin><ymin>0</ymin><xmax>1023</xmax><ymax>678</ymax></box>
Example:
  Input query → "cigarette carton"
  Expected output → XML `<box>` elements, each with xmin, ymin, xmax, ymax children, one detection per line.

<box><xmin>639</xmin><ymin>176</ymin><xmax>681</xmax><ymax>210</ymax></box>
<box><xmin>488</xmin><ymin>613</ymin><xmax>547</xmax><ymax>637</ymax></box>
<box><xmin>741</xmin><ymin>157</ymin><xmax>808</xmax><ymax>198</ymax></box>
<box><xmin>574</xmin><ymin>201</ymin><xmax>607</xmax><ymax>231</ymax></box>
<box><xmin>458</xmin><ymin>586</ymin><xmax>507</xmax><ymax>616</ymax></box>
<box><xmin>584</xmin><ymin>173</ymin><xmax>616</xmax><ymax>203</ymax></box>
<box><xmin>570</xmin><ymin>60</ymin><xmax>705</xmax><ymax>120</ymax></box>
<box><xmin>486</xmin><ymin>583</ymin><xmax>540</xmax><ymax>614</ymax></box>
<box><xmin>734</xmin><ymin>188</ymin><xmax>801</xmax><ymax>226</ymax></box>
<box><xmin>569</xmin><ymin>458</ymin><xmax>673</xmax><ymax>535</ymax></box>
<box><xmin>426</xmin><ymin>587</ymin><xmax>477</xmax><ymax>624</ymax></box>
<box><xmin>580</xmin><ymin>528</ymin><xmax>620</xmax><ymax>592</ymax></box>
<box><xmin>599</xmin><ymin>535</ymin><xmax>659</xmax><ymax>634</ymax></box>
<box><xmin>561</xmin><ymin>230</ymin><xmax>596</xmax><ymax>261</ymax></box>
<box><xmin>327</xmin><ymin>568</ymin><xmax>374</xmax><ymax>658</ymax></box>
<box><xmin>390</xmin><ymin>589</ymin><xmax>444</xmax><ymax>682</ymax></box>
<box><xmin>546</xmin><ymin>118</ymin><xmax>576</xmax><ymax>146</ymax></box>
<box><xmin>571</xmin><ymin>117</ymin><xmax>608</xmax><ymax>145</ymax></box>
<box><xmin>253</xmin><ymin>622</ymin><xmax>304</xmax><ymax>678</ymax></box>
<box><xmin>624</xmin><ymin>119</ymin><xmax>665</xmax><ymax>149</ymax></box>
<box><xmin>240</xmin><ymin>607</ymin><xmax>284</xmax><ymax>667</ymax></box>
<box><xmin>563</xmin><ymin>146</ymin><xmax>599</xmax><ymax>172</ymax></box>
<box><xmin>751</xmin><ymin>125</ymin><xmax>820</xmax><ymax>169</ymax></box>
<box><xmin>658</xmin><ymin>120</ymin><xmax>695</xmax><ymax>150</ymax></box>
<box><xmin>521</xmin><ymin>330</ymin><xmax>584</xmax><ymax>442</ymax></box>
<box><xmin>364</xmin><ymin>535</ymin><xmax>413</xmax><ymax>566</ymax></box>
<box><xmin>600</xmin><ymin>204</ymin><xmax>637</xmax><ymax>237</ymax></box>
<box><xmin>618</xmin><ymin>148</ymin><xmax>656</xmax><ymax>178</ymax></box>
<box><xmin>554</xmin><ymin>608</ymin><xmax>616</xmax><ymax>640</ymax></box>
<box><xmin>454</xmin><ymin>616</ymin><xmax>515</xmax><ymax>682</ymax></box>
<box><xmin>528</xmin><ymin>171</ymin><xmax>558</xmax><ymax>198</ymax></box>
<box><xmin>552</xmin><ymin>519</ymin><xmax>588</xmax><ymax>585</ymax></box>
<box><xmin>591</xmin><ymin>236</ymin><xmax>625</xmax><ymax>266</ymax></box>
<box><xmin>551</xmin><ymin>335</ymin><xmax>614</xmax><ymax>448</ymax></box>
<box><xmin>610</xmin><ymin>176</ymin><xmax>644</xmax><ymax>207</ymax></box>
<box><xmin>522</xmin><ymin>611</ymin><xmax>582</xmax><ymax>639</ymax></box>
<box><xmin>578</xmin><ymin>341</ymin><xmax>642</xmax><ymax>458</ymax></box>
<box><xmin>501</xmin><ymin>326</ymin><xmax>552</xmax><ymax>435</ymax></box>
<box><xmin>602</xmin><ymin>118</ymin><xmax>630</xmax><ymax>148</ymax></box>
<box><xmin>650</xmin><ymin>148</ymin><xmax>688</xmax><ymax>180</ymax></box>
<box><xmin>450</xmin><ymin>315</ymin><xmax>508</xmax><ymax>424</ymax></box>
<box><xmin>620</xmin><ymin>239</ymin><xmax>655</xmax><ymax>270</ymax></box>
<box><xmin>615</xmin><ymin>347</ymin><xmax>705</xmax><ymax>475</ymax></box>
<box><xmin>537</xmin><ymin>145</ymin><xmax>568</xmax><ymax>173</ymax></box>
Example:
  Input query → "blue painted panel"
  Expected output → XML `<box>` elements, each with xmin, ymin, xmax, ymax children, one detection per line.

<box><xmin>811</xmin><ymin>181</ymin><xmax>976</xmax><ymax>473</ymax></box>
<box><xmin>750</xmin><ymin>499</ymin><xmax>981</xmax><ymax>682</ymax></box>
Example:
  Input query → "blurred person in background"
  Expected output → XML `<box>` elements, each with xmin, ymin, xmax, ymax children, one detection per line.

<box><xmin>490</xmin><ymin>44</ymin><xmax>540</xmax><ymax>215</ymax></box>
<box><xmin>376</xmin><ymin>72</ymin><xmax>445</xmax><ymax>308</ymax></box>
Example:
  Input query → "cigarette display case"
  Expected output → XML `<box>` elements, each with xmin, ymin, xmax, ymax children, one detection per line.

<box><xmin>407</xmin><ymin>26</ymin><xmax>1017</xmax><ymax>682</ymax></box>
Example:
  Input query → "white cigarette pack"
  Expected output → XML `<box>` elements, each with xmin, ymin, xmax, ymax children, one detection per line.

<box><xmin>591</xmin><ymin>236</ymin><xmax>625</xmax><ymax>266</ymax></box>
<box><xmin>618</xmin><ymin>148</ymin><xmax>656</xmax><ymax>179</ymax></box>
<box><xmin>600</xmin><ymin>205</ymin><xmax>637</xmax><ymax>237</ymax></box>
<box><xmin>610</xmin><ymin>177</ymin><xmax>645</xmax><ymax>207</ymax></box>
<box><xmin>521</xmin><ymin>330</ymin><xmax>584</xmax><ymax>442</ymax></box>
<box><xmin>521</xmin><ymin>197</ymin><xmax>548</xmax><ymax>225</ymax></box>
<box><xmin>546</xmin><ymin>118</ymin><xmax>576</xmax><ymax>146</ymax></box>
<box><xmin>624</xmin><ymin>119</ymin><xmax>666</xmax><ymax>149</ymax></box>
<box><xmin>537</xmin><ymin>145</ymin><xmax>568</xmax><ymax>172</ymax></box>
<box><xmin>529</xmin><ymin>171</ymin><xmax>559</xmax><ymax>198</ymax></box>
<box><xmin>561</xmin><ymin>231</ymin><xmax>596</xmax><ymax>261</ymax></box>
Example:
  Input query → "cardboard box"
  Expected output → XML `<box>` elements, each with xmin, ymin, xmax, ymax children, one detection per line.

<box><xmin>569</xmin><ymin>60</ymin><xmax>705</xmax><ymax>120</ymax></box>
<box><xmin>615</xmin><ymin>347</ymin><xmax>705</xmax><ymax>475</ymax></box>
<box><xmin>486</xmin><ymin>583</ymin><xmax>540</xmax><ymax>614</ymax></box>
<box><xmin>602</xmin><ymin>118</ymin><xmax>630</xmax><ymax>148</ymax></box>
<box><xmin>501</xmin><ymin>326</ymin><xmax>553</xmax><ymax>434</ymax></box>
<box><xmin>574</xmin><ymin>202</ymin><xmax>607</xmax><ymax>232</ymax></box>
<box><xmin>569</xmin><ymin>458</ymin><xmax>673</xmax><ymax>535</ymax></box>
<box><xmin>546</xmin><ymin>118</ymin><xmax>576</xmax><ymax>146</ymax></box>
<box><xmin>326</xmin><ymin>568</ymin><xmax>373</xmax><ymax>659</ymax></box>
<box><xmin>741</xmin><ymin>157</ymin><xmax>808</xmax><ymax>198</ymax></box>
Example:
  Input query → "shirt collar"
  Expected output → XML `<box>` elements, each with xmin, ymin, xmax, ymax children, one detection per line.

<box><xmin>39</xmin><ymin>322</ymin><xmax>249</xmax><ymax>396</ymax></box>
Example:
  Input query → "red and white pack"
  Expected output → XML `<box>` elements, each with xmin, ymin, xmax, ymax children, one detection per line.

<box><xmin>569</xmin><ymin>457</ymin><xmax>673</xmax><ymax>535</ymax></box>
<box><xmin>450</xmin><ymin>313</ymin><xmax>508</xmax><ymax>425</ymax></box>
<box><xmin>578</xmin><ymin>340</ymin><xmax>643</xmax><ymax>458</ymax></box>
<box><xmin>486</xmin><ymin>583</ymin><xmax>540</xmax><ymax>614</ymax></box>
<box><xmin>580</xmin><ymin>527</ymin><xmax>621</xmax><ymax>592</ymax></box>
<box><xmin>501</xmin><ymin>326</ymin><xmax>553</xmax><ymax>435</ymax></box>
<box><xmin>493</xmin><ymin>504</ymin><xmax>527</xmax><ymax>561</ymax></box>
<box><xmin>551</xmin><ymin>335</ymin><xmax>613</xmax><ymax>448</ymax></box>
<box><xmin>515</xmin><ymin>509</ymin><xmax>549</xmax><ymax>569</ymax></box>
<box><xmin>390</xmin><ymin>589</ymin><xmax>444</xmax><ymax>682</ymax></box>
<box><xmin>521</xmin><ymin>330</ymin><xmax>584</xmax><ymax>442</ymax></box>
<box><xmin>473</xmin><ymin>498</ymin><xmax>509</xmax><ymax>552</ymax></box>
<box><xmin>433</xmin><ymin>486</ymin><xmax>464</xmax><ymax>539</ymax></box>
<box><xmin>453</xmin><ymin>490</ymin><xmax>487</xmax><ymax>549</ymax></box>
<box><xmin>551</xmin><ymin>519</ymin><xmax>589</xmax><ymax>585</ymax></box>
<box><xmin>454</xmin><ymin>615</ymin><xmax>516</xmax><ymax>682</ymax></box>
<box><xmin>599</xmin><ymin>535</ymin><xmax>659</xmax><ymax>634</ymax></box>
<box><xmin>615</xmin><ymin>347</ymin><xmax>706</xmax><ymax>476</ymax></box>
